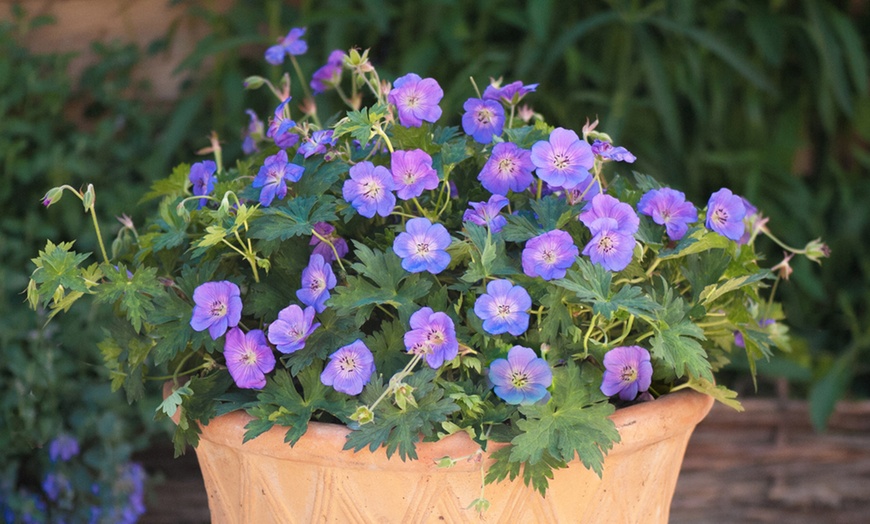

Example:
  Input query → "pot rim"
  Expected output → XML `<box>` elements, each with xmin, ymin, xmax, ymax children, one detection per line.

<box><xmin>186</xmin><ymin>387</ymin><xmax>714</xmax><ymax>472</ymax></box>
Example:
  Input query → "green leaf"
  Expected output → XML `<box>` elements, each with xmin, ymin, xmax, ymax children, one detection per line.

<box><xmin>700</xmin><ymin>270</ymin><xmax>772</xmax><ymax>306</ymax></box>
<box><xmin>529</xmin><ymin>195</ymin><xmax>580</xmax><ymax>232</ymax></box>
<box><xmin>333</xmin><ymin>103</ymin><xmax>389</xmax><ymax>144</ymax></box>
<box><xmin>142</xmin><ymin>163</ymin><xmax>190</xmax><ymax>202</ymax></box>
<box><xmin>29</xmin><ymin>240</ymin><xmax>94</xmax><ymax>303</ymax></box>
<box><xmin>555</xmin><ymin>258</ymin><xmax>660</xmax><ymax>320</ymax></box>
<box><xmin>680</xmin><ymin>377</ymin><xmax>743</xmax><ymax>411</ymax></box>
<box><xmin>651</xmin><ymin>317</ymin><xmax>712</xmax><ymax>381</ymax></box>
<box><xmin>330</xmin><ymin>243</ymin><xmax>432</xmax><ymax>323</ymax></box>
<box><xmin>343</xmin><ymin>368</ymin><xmax>458</xmax><ymax>461</ymax></box>
<box><xmin>657</xmin><ymin>227</ymin><xmax>732</xmax><ymax>260</ymax></box>
<box><xmin>95</xmin><ymin>264</ymin><xmax>163</xmax><ymax>333</ymax></box>
<box><xmin>246</xmin><ymin>367</ymin><xmax>348</xmax><ymax>444</ymax></box>
<box><xmin>461</xmin><ymin>224</ymin><xmax>516</xmax><ymax>283</ymax></box>
<box><xmin>507</xmin><ymin>364</ymin><xmax>618</xmax><ymax>493</ymax></box>
<box><xmin>248</xmin><ymin>195</ymin><xmax>338</xmax><ymax>242</ymax></box>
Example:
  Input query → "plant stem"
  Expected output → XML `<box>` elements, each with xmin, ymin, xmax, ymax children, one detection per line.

<box><xmin>89</xmin><ymin>208</ymin><xmax>110</xmax><ymax>264</ymax></box>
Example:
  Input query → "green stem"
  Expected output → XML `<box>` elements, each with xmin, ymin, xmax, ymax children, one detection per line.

<box><xmin>90</xmin><ymin>208</ymin><xmax>110</xmax><ymax>264</ymax></box>
<box><xmin>311</xmin><ymin>229</ymin><xmax>347</xmax><ymax>272</ymax></box>
<box><xmin>583</xmin><ymin>313</ymin><xmax>599</xmax><ymax>357</ymax></box>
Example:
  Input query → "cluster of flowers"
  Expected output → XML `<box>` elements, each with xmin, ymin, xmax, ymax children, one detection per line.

<box><xmin>184</xmin><ymin>27</ymin><xmax>766</xmax><ymax>407</ymax></box>
<box><xmin>1</xmin><ymin>435</ymin><xmax>145</xmax><ymax>524</ymax></box>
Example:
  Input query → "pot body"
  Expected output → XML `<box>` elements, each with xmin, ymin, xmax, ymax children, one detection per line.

<box><xmin>189</xmin><ymin>389</ymin><xmax>713</xmax><ymax>523</ymax></box>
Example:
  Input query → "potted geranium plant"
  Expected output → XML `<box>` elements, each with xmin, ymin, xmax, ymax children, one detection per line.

<box><xmin>27</xmin><ymin>27</ymin><xmax>829</xmax><ymax>522</ymax></box>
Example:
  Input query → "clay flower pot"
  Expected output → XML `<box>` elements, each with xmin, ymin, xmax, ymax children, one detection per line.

<box><xmin>176</xmin><ymin>388</ymin><xmax>712</xmax><ymax>523</ymax></box>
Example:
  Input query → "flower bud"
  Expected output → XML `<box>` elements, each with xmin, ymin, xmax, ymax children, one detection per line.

<box><xmin>243</xmin><ymin>75</ymin><xmax>266</xmax><ymax>90</ymax></box>
<box><xmin>803</xmin><ymin>238</ymin><xmax>830</xmax><ymax>264</ymax></box>
<box><xmin>42</xmin><ymin>187</ymin><xmax>64</xmax><ymax>207</ymax></box>
<box><xmin>82</xmin><ymin>184</ymin><xmax>95</xmax><ymax>212</ymax></box>
<box><xmin>26</xmin><ymin>279</ymin><xmax>39</xmax><ymax>310</ymax></box>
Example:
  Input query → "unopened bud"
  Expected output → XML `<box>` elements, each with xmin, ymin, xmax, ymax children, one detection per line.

<box><xmin>582</xmin><ymin>117</ymin><xmax>600</xmax><ymax>139</ymax></box>
<box><xmin>41</xmin><ymin>187</ymin><xmax>63</xmax><ymax>207</ymax></box>
<box><xmin>243</xmin><ymin>75</ymin><xmax>266</xmax><ymax>89</ymax></box>
<box><xmin>82</xmin><ymin>184</ymin><xmax>95</xmax><ymax>212</ymax></box>
<box><xmin>26</xmin><ymin>279</ymin><xmax>39</xmax><ymax>310</ymax></box>
<box><xmin>804</xmin><ymin>238</ymin><xmax>831</xmax><ymax>264</ymax></box>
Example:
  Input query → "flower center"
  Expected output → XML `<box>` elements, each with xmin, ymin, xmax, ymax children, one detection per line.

<box><xmin>338</xmin><ymin>355</ymin><xmax>359</xmax><ymax>373</ymax></box>
<box><xmin>210</xmin><ymin>300</ymin><xmax>227</xmax><ymax>318</ymax></box>
<box><xmin>497</xmin><ymin>157</ymin><xmax>517</xmax><ymax>175</ymax></box>
<box><xmin>620</xmin><ymin>365</ymin><xmax>638</xmax><ymax>384</ymax></box>
<box><xmin>553</xmin><ymin>153</ymin><xmax>570</xmax><ymax>170</ymax></box>
<box><xmin>597</xmin><ymin>234</ymin><xmax>615</xmax><ymax>254</ymax></box>
<box><xmin>243</xmin><ymin>350</ymin><xmax>258</xmax><ymax>366</ymax></box>
<box><xmin>363</xmin><ymin>180</ymin><xmax>382</xmax><ymax>199</ymax></box>
<box><xmin>310</xmin><ymin>277</ymin><xmax>325</xmax><ymax>292</ymax></box>
<box><xmin>476</xmin><ymin>108</ymin><xmax>494</xmax><ymax>125</ymax></box>
<box><xmin>510</xmin><ymin>371</ymin><xmax>529</xmax><ymax>390</ymax></box>
<box><xmin>405</xmin><ymin>93</ymin><xmax>421</xmax><ymax>109</ymax></box>
<box><xmin>541</xmin><ymin>249</ymin><xmax>557</xmax><ymax>265</ymax></box>
<box><xmin>712</xmin><ymin>206</ymin><xmax>729</xmax><ymax>225</ymax></box>
<box><xmin>415</xmin><ymin>241</ymin><xmax>431</xmax><ymax>255</ymax></box>
<box><xmin>427</xmin><ymin>328</ymin><xmax>445</xmax><ymax>347</ymax></box>
<box><xmin>496</xmin><ymin>303</ymin><xmax>513</xmax><ymax>318</ymax></box>
<box><xmin>402</xmin><ymin>170</ymin><xmax>417</xmax><ymax>185</ymax></box>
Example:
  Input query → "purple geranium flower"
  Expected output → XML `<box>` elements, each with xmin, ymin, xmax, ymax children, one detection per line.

<box><xmin>600</xmin><ymin>345</ymin><xmax>653</xmax><ymax>401</ymax></box>
<box><xmin>189</xmin><ymin>160</ymin><xmax>217</xmax><ymax>209</ymax></box>
<box><xmin>489</xmin><ymin>345</ymin><xmax>552</xmax><ymax>405</ymax></box>
<box><xmin>522</xmin><ymin>229</ymin><xmax>579</xmax><ymax>281</ymax></box>
<box><xmin>706</xmin><ymin>188</ymin><xmax>746</xmax><ymax>241</ymax></box>
<box><xmin>388</xmin><ymin>73</ymin><xmax>443</xmax><ymax>128</ymax></box>
<box><xmin>591</xmin><ymin>139</ymin><xmax>637</xmax><ymax>163</ymax></box>
<box><xmin>393</xmin><ymin>217</ymin><xmax>452</xmax><ymax>274</ymax></box>
<box><xmin>296</xmin><ymin>254</ymin><xmax>337</xmax><ymax>313</ymax></box>
<box><xmin>298</xmin><ymin>130</ymin><xmax>336</xmax><ymax>158</ymax></box>
<box><xmin>190</xmin><ymin>281</ymin><xmax>243</xmax><ymax>340</ymax></box>
<box><xmin>342</xmin><ymin>161</ymin><xmax>396</xmax><ymax>218</ymax></box>
<box><xmin>404</xmin><ymin>307</ymin><xmax>459</xmax><ymax>369</ymax></box>
<box><xmin>241</xmin><ymin>109</ymin><xmax>264</xmax><ymax>155</ymax></box>
<box><xmin>310</xmin><ymin>50</ymin><xmax>344</xmax><ymax>94</ymax></box>
<box><xmin>267</xmin><ymin>304</ymin><xmax>320</xmax><ymax>354</ymax></box>
<box><xmin>224</xmin><ymin>328</ymin><xmax>275</xmax><ymax>390</ymax></box>
<box><xmin>266</xmin><ymin>98</ymin><xmax>299</xmax><ymax>149</ymax></box>
<box><xmin>265</xmin><ymin>27</ymin><xmax>308</xmax><ymax>65</ymax></box>
<box><xmin>637</xmin><ymin>188</ymin><xmax>698</xmax><ymax>241</ymax></box>
<box><xmin>252</xmin><ymin>149</ymin><xmax>304</xmax><ymax>207</ymax></box>
<box><xmin>321</xmin><ymin>340</ymin><xmax>376</xmax><ymax>395</ymax></box>
<box><xmin>390</xmin><ymin>149</ymin><xmax>439</xmax><ymax>200</ymax></box>
<box><xmin>463</xmin><ymin>194</ymin><xmax>510</xmax><ymax>233</ymax></box>
<box><xmin>474</xmin><ymin>279</ymin><xmax>532</xmax><ymax>336</ymax></box>
<box><xmin>578</xmin><ymin>194</ymin><xmax>640</xmax><ymax>236</ymax></box>
<box><xmin>478</xmin><ymin>142</ymin><xmax>535</xmax><ymax>196</ymax></box>
<box><xmin>582</xmin><ymin>228</ymin><xmax>636</xmax><ymax>272</ymax></box>
<box><xmin>310</xmin><ymin>222</ymin><xmax>349</xmax><ymax>262</ymax></box>
<box><xmin>482</xmin><ymin>80</ymin><xmax>538</xmax><ymax>106</ymax></box>
<box><xmin>530</xmin><ymin>128</ymin><xmax>594</xmax><ymax>189</ymax></box>
<box><xmin>48</xmin><ymin>434</ymin><xmax>79</xmax><ymax>462</ymax></box>
<box><xmin>461</xmin><ymin>97</ymin><xmax>505</xmax><ymax>144</ymax></box>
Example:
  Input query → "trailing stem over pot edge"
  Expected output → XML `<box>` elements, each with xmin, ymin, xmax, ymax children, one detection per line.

<box><xmin>27</xmin><ymin>25</ymin><xmax>828</xmax><ymax>504</ymax></box>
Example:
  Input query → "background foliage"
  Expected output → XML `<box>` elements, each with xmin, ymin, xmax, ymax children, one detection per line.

<box><xmin>3</xmin><ymin>0</ymin><xmax>868</xmax><ymax>519</ymax></box>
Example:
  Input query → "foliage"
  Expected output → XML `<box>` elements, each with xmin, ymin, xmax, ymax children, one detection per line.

<box><xmin>0</xmin><ymin>7</ymin><xmax>187</xmax><ymax>521</ymax></box>
<box><xmin>27</xmin><ymin>19</ymin><xmax>826</xmax><ymax>504</ymax></box>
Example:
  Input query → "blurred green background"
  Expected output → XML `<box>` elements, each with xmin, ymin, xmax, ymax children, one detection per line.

<box><xmin>2</xmin><ymin>0</ymin><xmax>867</xmax><ymax>519</ymax></box>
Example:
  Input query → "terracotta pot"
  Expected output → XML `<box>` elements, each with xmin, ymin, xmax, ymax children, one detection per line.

<box><xmin>175</xmin><ymin>387</ymin><xmax>713</xmax><ymax>523</ymax></box>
